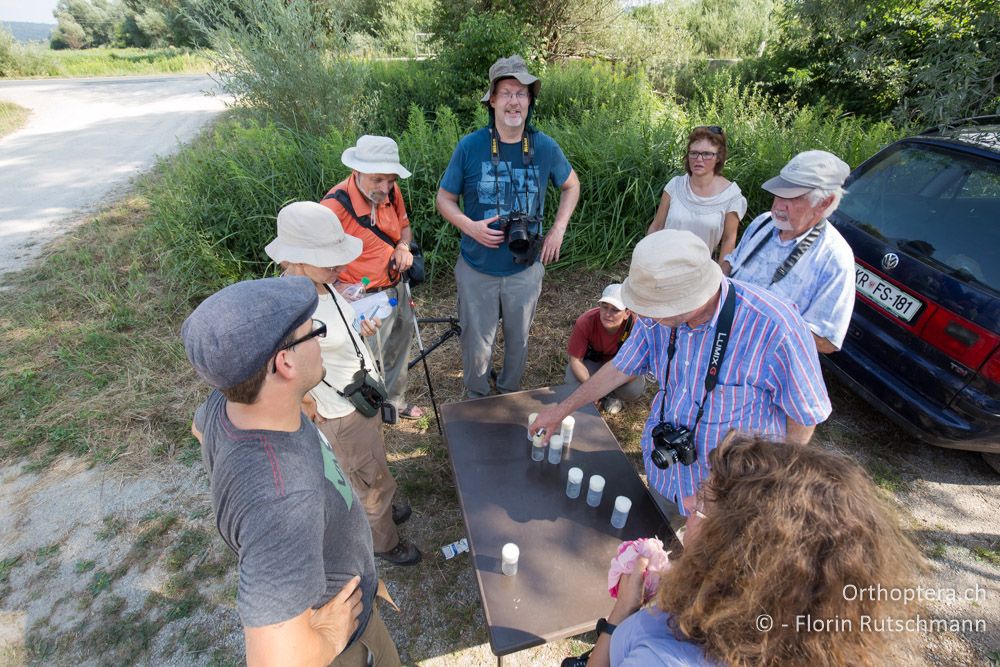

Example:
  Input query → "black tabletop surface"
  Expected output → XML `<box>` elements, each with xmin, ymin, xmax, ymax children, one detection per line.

<box><xmin>441</xmin><ymin>385</ymin><xmax>675</xmax><ymax>657</ymax></box>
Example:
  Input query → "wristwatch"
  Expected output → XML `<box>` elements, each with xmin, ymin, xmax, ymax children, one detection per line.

<box><xmin>596</xmin><ymin>617</ymin><xmax>617</xmax><ymax>636</ymax></box>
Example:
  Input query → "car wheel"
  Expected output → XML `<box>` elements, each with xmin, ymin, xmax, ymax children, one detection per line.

<box><xmin>982</xmin><ymin>453</ymin><xmax>1000</xmax><ymax>475</ymax></box>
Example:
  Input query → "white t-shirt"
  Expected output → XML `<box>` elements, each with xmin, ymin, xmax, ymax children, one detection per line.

<box><xmin>311</xmin><ymin>289</ymin><xmax>380</xmax><ymax>419</ymax></box>
<box><xmin>663</xmin><ymin>174</ymin><xmax>747</xmax><ymax>252</ymax></box>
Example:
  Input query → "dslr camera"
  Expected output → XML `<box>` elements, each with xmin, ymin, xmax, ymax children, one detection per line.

<box><xmin>496</xmin><ymin>212</ymin><xmax>543</xmax><ymax>265</ymax></box>
<box><xmin>650</xmin><ymin>422</ymin><xmax>697</xmax><ymax>469</ymax></box>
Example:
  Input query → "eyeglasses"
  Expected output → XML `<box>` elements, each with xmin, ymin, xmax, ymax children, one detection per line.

<box><xmin>698</xmin><ymin>125</ymin><xmax>724</xmax><ymax>135</ymax></box>
<box><xmin>495</xmin><ymin>91</ymin><xmax>530</xmax><ymax>102</ymax></box>
<box><xmin>693</xmin><ymin>488</ymin><xmax>710</xmax><ymax>519</ymax></box>
<box><xmin>688</xmin><ymin>150</ymin><xmax>719</xmax><ymax>161</ymax></box>
<box><xmin>272</xmin><ymin>319</ymin><xmax>326</xmax><ymax>373</ymax></box>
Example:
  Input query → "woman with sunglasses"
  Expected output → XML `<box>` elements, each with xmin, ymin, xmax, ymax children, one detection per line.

<box><xmin>647</xmin><ymin>126</ymin><xmax>746</xmax><ymax>266</ymax></box>
<box><xmin>584</xmin><ymin>434</ymin><xmax>920</xmax><ymax>667</ymax></box>
<box><xmin>265</xmin><ymin>201</ymin><xmax>422</xmax><ymax>567</ymax></box>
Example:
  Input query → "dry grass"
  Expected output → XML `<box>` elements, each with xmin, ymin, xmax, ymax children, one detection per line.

<box><xmin>0</xmin><ymin>101</ymin><xmax>29</xmax><ymax>139</ymax></box>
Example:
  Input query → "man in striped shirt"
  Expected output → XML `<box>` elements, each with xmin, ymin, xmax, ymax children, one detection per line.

<box><xmin>533</xmin><ymin>230</ymin><xmax>831</xmax><ymax>518</ymax></box>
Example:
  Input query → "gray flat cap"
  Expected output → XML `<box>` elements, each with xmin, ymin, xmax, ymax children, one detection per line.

<box><xmin>181</xmin><ymin>276</ymin><xmax>317</xmax><ymax>389</ymax></box>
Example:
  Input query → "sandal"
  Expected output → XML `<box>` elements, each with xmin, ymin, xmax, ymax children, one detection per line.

<box><xmin>399</xmin><ymin>404</ymin><xmax>425</xmax><ymax>420</ymax></box>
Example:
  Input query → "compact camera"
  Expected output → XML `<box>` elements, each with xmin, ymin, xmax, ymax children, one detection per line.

<box><xmin>496</xmin><ymin>212</ymin><xmax>543</xmax><ymax>264</ymax></box>
<box><xmin>343</xmin><ymin>369</ymin><xmax>390</xmax><ymax>421</ymax></box>
<box><xmin>650</xmin><ymin>422</ymin><xmax>697</xmax><ymax>469</ymax></box>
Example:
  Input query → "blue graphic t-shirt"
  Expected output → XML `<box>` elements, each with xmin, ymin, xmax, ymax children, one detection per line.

<box><xmin>440</xmin><ymin>127</ymin><xmax>572</xmax><ymax>276</ymax></box>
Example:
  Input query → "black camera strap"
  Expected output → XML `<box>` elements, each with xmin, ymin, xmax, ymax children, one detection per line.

<box><xmin>655</xmin><ymin>283</ymin><xmax>737</xmax><ymax>433</ymax></box>
<box><xmin>321</xmin><ymin>284</ymin><xmax>373</xmax><ymax>394</ymax></box>
<box><xmin>730</xmin><ymin>216</ymin><xmax>826</xmax><ymax>286</ymax></box>
<box><xmin>490</xmin><ymin>126</ymin><xmax>538</xmax><ymax>221</ymax></box>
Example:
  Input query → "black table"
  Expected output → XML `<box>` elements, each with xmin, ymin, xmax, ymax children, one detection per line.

<box><xmin>441</xmin><ymin>386</ymin><xmax>675</xmax><ymax>664</ymax></box>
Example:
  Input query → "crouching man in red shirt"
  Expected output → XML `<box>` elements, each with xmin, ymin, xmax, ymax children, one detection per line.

<box><xmin>565</xmin><ymin>283</ymin><xmax>646</xmax><ymax>414</ymax></box>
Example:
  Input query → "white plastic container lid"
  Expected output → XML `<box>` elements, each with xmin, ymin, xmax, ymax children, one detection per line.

<box><xmin>589</xmin><ymin>474</ymin><xmax>605</xmax><ymax>492</ymax></box>
<box><xmin>501</xmin><ymin>543</ymin><xmax>519</xmax><ymax>563</ymax></box>
<box><xmin>614</xmin><ymin>496</ymin><xmax>632</xmax><ymax>513</ymax></box>
<box><xmin>567</xmin><ymin>467</ymin><xmax>583</xmax><ymax>483</ymax></box>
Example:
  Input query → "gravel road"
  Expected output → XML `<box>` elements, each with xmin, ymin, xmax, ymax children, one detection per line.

<box><xmin>0</xmin><ymin>74</ymin><xmax>227</xmax><ymax>279</ymax></box>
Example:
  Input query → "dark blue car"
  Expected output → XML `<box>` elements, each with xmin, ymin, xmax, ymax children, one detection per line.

<box><xmin>824</xmin><ymin>117</ymin><xmax>1000</xmax><ymax>470</ymax></box>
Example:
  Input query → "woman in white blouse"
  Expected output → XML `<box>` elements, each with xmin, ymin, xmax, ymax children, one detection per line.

<box><xmin>646</xmin><ymin>126</ymin><xmax>747</xmax><ymax>266</ymax></box>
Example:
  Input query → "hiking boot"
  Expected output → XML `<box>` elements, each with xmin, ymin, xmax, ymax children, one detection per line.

<box><xmin>391</xmin><ymin>503</ymin><xmax>412</xmax><ymax>526</ymax></box>
<box><xmin>375</xmin><ymin>539</ymin><xmax>422</xmax><ymax>566</ymax></box>
<box><xmin>602</xmin><ymin>397</ymin><xmax>624</xmax><ymax>415</ymax></box>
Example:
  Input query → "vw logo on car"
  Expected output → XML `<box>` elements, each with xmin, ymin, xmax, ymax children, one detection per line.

<box><xmin>881</xmin><ymin>253</ymin><xmax>900</xmax><ymax>271</ymax></box>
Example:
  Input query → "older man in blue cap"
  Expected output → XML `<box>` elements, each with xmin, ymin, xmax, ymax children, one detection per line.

<box><xmin>182</xmin><ymin>275</ymin><xmax>401</xmax><ymax>666</ymax></box>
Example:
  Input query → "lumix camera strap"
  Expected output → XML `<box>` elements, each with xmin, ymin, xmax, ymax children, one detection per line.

<box><xmin>655</xmin><ymin>283</ymin><xmax>737</xmax><ymax>432</ymax></box>
<box><xmin>730</xmin><ymin>216</ymin><xmax>826</xmax><ymax>286</ymax></box>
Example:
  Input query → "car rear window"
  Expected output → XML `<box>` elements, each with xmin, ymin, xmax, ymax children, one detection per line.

<box><xmin>839</xmin><ymin>143</ymin><xmax>1000</xmax><ymax>293</ymax></box>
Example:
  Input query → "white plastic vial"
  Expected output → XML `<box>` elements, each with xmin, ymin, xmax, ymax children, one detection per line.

<box><xmin>501</xmin><ymin>542</ymin><xmax>519</xmax><ymax>576</ymax></box>
<box><xmin>566</xmin><ymin>467</ymin><xmax>583</xmax><ymax>499</ymax></box>
<box><xmin>527</xmin><ymin>412</ymin><xmax>538</xmax><ymax>441</ymax></box>
<box><xmin>560</xmin><ymin>415</ymin><xmax>575</xmax><ymax>447</ymax></box>
<box><xmin>587</xmin><ymin>475</ymin><xmax>605</xmax><ymax>507</ymax></box>
<box><xmin>547</xmin><ymin>434</ymin><xmax>563</xmax><ymax>464</ymax></box>
<box><xmin>610</xmin><ymin>495</ymin><xmax>632</xmax><ymax>529</ymax></box>
<box><xmin>531</xmin><ymin>433</ymin><xmax>546</xmax><ymax>461</ymax></box>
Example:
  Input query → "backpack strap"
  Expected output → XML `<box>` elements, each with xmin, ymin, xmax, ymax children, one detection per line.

<box><xmin>322</xmin><ymin>188</ymin><xmax>400</xmax><ymax>250</ymax></box>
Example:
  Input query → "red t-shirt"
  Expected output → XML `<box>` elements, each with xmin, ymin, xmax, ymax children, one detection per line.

<box><xmin>567</xmin><ymin>308</ymin><xmax>631</xmax><ymax>363</ymax></box>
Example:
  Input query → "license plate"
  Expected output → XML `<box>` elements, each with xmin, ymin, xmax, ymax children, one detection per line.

<box><xmin>854</xmin><ymin>263</ymin><xmax>924</xmax><ymax>323</ymax></box>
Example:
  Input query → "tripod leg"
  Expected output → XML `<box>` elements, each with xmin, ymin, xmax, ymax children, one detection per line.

<box><xmin>404</xmin><ymin>281</ymin><xmax>443</xmax><ymax>435</ymax></box>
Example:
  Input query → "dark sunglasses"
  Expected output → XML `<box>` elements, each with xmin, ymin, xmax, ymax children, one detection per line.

<box><xmin>272</xmin><ymin>319</ymin><xmax>326</xmax><ymax>373</ymax></box>
<box><xmin>698</xmin><ymin>125</ymin><xmax>724</xmax><ymax>135</ymax></box>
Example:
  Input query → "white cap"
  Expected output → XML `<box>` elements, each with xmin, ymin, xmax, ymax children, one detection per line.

<box><xmin>568</xmin><ymin>467</ymin><xmax>583</xmax><ymax>483</ymax></box>
<box><xmin>549</xmin><ymin>434</ymin><xmax>563</xmax><ymax>450</ymax></box>
<box><xmin>528</xmin><ymin>412</ymin><xmax>538</xmax><ymax>424</ymax></box>
<box><xmin>589</xmin><ymin>474</ymin><xmax>605</xmax><ymax>492</ymax></box>
<box><xmin>561</xmin><ymin>415</ymin><xmax>575</xmax><ymax>428</ymax></box>
<box><xmin>614</xmin><ymin>496</ymin><xmax>632</xmax><ymax>513</ymax></box>
<box><xmin>598</xmin><ymin>283</ymin><xmax>626</xmax><ymax>311</ymax></box>
<box><xmin>762</xmin><ymin>150</ymin><xmax>849</xmax><ymax>198</ymax></box>
<box><xmin>501</xmin><ymin>542</ymin><xmax>519</xmax><ymax>563</ymax></box>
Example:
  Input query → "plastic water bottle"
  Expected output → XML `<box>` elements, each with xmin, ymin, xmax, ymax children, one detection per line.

<box><xmin>341</xmin><ymin>276</ymin><xmax>370</xmax><ymax>301</ymax></box>
<box><xmin>352</xmin><ymin>292</ymin><xmax>397</xmax><ymax>330</ymax></box>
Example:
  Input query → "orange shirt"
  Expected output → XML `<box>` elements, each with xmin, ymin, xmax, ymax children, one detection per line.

<box><xmin>321</xmin><ymin>174</ymin><xmax>410</xmax><ymax>289</ymax></box>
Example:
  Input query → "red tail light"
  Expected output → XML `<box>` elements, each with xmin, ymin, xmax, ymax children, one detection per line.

<box><xmin>919</xmin><ymin>308</ymin><xmax>1000</xmax><ymax>379</ymax></box>
<box><xmin>982</xmin><ymin>349</ymin><xmax>1000</xmax><ymax>384</ymax></box>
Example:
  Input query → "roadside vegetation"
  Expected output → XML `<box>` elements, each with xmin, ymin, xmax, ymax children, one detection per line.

<box><xmin>1</xmin><ymin>0</ymin><xmax>997</xmax><ymax>663</ymax></box>
<box><xmin>0</xmin><ymin>42</ymin><xmax>210</xmax><ymax>78</ymax></box>
<box><xmin>0</xmin><ymin>100</ymin><xmax>28</xmax><ymax>137</ymax></box>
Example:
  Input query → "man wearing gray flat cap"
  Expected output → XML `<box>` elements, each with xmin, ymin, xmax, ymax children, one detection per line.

<box><xmin>183</xmin><ymin>276</ymin><xmax>401</xmax><ymax>666</ymax></box>
<box><xmin>436</xmin><ymin>54</ymin><xmax>581</xmax><ymax>398</ymax></box>
<box><xmin>321</xmin><ymin>135</ymin><xmax>425</xmax><ymax>421</ymax></box>
<box><xmin>723</xmin><ymin>150</ymin><xmax>856</xmax><ymax>353</ymax></box>
<box><xmin>533</xmin><ymin>230</ymin><xmax>831</xmax><ymax>525</ymax></box>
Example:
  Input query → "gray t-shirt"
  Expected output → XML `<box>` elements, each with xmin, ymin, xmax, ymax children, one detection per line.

<box><xmin>195</xmin><ymin>390</ymin><xmax>376</xmax><ymax>639</ymax></box>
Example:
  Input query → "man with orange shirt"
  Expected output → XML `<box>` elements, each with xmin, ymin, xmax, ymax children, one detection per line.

<box><xmin>321</xmin><ymin>135</ymin><xmax>424</xmax><ymax>421</ymax></box>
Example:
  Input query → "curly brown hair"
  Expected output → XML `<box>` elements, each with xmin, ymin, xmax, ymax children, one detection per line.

<box><xmin>658</xmin><ymin>434</ymin><xmax>922</xmax><ymax>667</ymax></box>
<box><xmin>684</xmin><ymin>126</ymin><xmax>728</xmax><ymax>176</ymax></box>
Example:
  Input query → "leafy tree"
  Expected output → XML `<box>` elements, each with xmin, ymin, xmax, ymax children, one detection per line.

<box><xmin>765</xmin><ymin>0</ymin><xmax>1000</xmax><ymax>125</ymax></box>
<box><xmin>50</xmin><ymin>0</ymin><xmax>125</xmax><ymax>49</ymax></box>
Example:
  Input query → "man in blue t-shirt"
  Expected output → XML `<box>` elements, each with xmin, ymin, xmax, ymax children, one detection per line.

<box><xmin>436</xmin><ymin>54</ymin><xmax>581</xmax><ymax>398</ymax></box>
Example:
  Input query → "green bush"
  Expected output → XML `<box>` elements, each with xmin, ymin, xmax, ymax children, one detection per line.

<box><xmin>197</xmin><ymin>0</ymin><xmax>373</xmax><ymax>135</ymax></box>
<box><xmin>148</xmin><ymin>63</ymin><xmax>905</xmax><ymax>292</ymax></box>
<box><xmin>433</xmin><ymin>11</ymin><xmax>539</xmax><ymax>120</ymax></box>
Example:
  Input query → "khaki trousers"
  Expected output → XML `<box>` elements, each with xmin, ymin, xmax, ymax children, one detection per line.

<box><xmin>317</xmin><ymin>410</ymin><xmax>399</xmax><ymax>552</ymax></box>
<box><xmin>331</xmin><ymin>605</ymin><xmax>401</xmax><ymax>667</ymax></box>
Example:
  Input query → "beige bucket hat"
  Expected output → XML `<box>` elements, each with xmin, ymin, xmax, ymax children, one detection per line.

<box><xmin>620</xmin><ymin>230</ymin><xmax>723</xmax><ymax>319</ymax></box>
<box><xmin>480</xmin><ymin>54</ymin><xmax>541</xmax><ymax>104</ymax></box>
<box><xmin>265</xmin><ymin>201</ymin><xmax>362</xmax><ymax>268</ymax></box>
<box><xmin>341</xmin><ymin>135</ymin><xmax>411</xmax><ymax>178</ymax></box>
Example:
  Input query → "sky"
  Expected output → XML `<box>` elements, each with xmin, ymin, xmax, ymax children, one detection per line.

<box><xmin>0</xmin><ymin>0</ymin><xmax>58</xmax><ymax>23</ymax></box>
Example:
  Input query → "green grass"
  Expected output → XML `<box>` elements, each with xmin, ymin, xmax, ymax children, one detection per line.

<box><xmin>971</xmin><ymin>543</ymin><xmax>1000</xmax><ymax>566</ymax></box>
<box><xmin>0</xmin><ymin>100</ymin><xmax>29</xmax><ymax>137</ymax></box>
<box><xmin>0</xmin><ymin>46</ymin><xmax>212</xmax><ymax>78</ymax></box>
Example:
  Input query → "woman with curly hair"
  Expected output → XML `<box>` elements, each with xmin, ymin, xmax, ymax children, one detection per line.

<box><xmin>586</xmin><ymin>434</ymin><xmax>922</xmax><ymax>667</ymax></box>
<box><xmin>646</xmin><ymin>126</ymin><xmax>747</xmax><ymax>265</ymax></box>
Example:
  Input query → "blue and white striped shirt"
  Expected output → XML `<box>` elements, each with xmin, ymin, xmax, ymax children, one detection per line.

<box><xmin>613</xmin><ymin>279</ymin><xmax>831</xmax><ymax>515</ymax></box>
